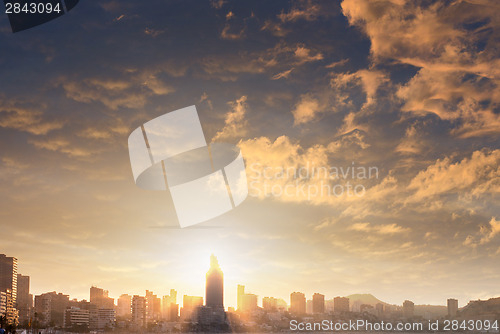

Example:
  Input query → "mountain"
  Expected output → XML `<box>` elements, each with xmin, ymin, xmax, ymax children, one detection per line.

<box><xmin>346</xmin><ymin>294</ymin><xmax>387</xmax><ymax>306</ymax></box>
<box><xmin>461</xmin><ymin>297</ymin><xmax>500</xmax><ymax>317</ymax></box>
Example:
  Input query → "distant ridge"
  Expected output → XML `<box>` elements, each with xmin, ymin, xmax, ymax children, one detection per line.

<box><xmin>346</xmin><ymin>294</ymin><xmax>387</xmax><ymax>306</ymax></box>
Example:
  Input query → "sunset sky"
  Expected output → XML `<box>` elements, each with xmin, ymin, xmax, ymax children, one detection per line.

<box><xmin>0</xmin><ymin>0</ymin><xmax>499</xmax><ymax>309</ymax></box>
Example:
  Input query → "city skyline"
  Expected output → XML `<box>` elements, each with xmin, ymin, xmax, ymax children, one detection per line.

<box><xmin>0</xmin><ymin>252</ymin><xmax>480</xmax><ymax>311</ymax></box>
<box><xmin>1</xmin><ymin>0</ymin><xmax>499</xmax><ymax>312</ymax></box>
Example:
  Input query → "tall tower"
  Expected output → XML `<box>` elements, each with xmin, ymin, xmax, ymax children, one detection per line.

<box><xmin>205</xmin><ymin>254</ymin><xmax>223</xmax><ymax>308</ymax></box>
<box><xmin>0</xmin><ymin>254</ymin><xmax>17</xmax><ymax>304</ymax></box>
<box><xmin>237</xmin><ymin>285</ymin><xmax>244</xmax><ymax>311</ymax></box>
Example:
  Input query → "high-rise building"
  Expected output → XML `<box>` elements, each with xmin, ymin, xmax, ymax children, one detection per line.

<box><xmin>89</xmin><ymin>286</ymin><xmax>114</xmax><ymax>309</ymax></box>
<box><xmin>16</xmin><ymin>274</ymin><xmax>32</xmax><ymax>325</ymax></box>
<box><xmin>0</xmin><ymin>291</ymin><xmax>6</xmax><ymax>318</ymax></box>
<box><xmin>290</xmin><ymin>292</ymin><xmax>306</xmax><ymax>315</ymax></box>
<box><xmin>313</xmin><ymin>293</ymin><xmax>325</xmax><ymax>314</ymax></box>
<box><xmin>334</xmin><ymin>297</ymin><xmax>349</xmax><ymax>313</ymax></box>
<box><xmin>162</xmin><ymin>289</ymin><xmax>178</xmax><ymax>321</ymax></box>
<box><xmin>0</xmin><ymin>289</ymin><xmax>17</xmax><ymax>325</ymax></box>
<box><xmin>206</xmin><ymin>254</ymin><xmax>223</xmax><ymax>308</ymax></box>
<box><xmin>131</xmin><ymin>295</ymin><xmax>146</xmax><ymax>327</ymax></box>
<box><xmin>447</xmin><ymin>298</ymin><xmax>458</xmax><ymax>318</ymax></box>
<box><xmin>403</xmin><ymin>300</ymin><xmax>414</xmax><ymax>319</ymax></box>
<box><xmin>34</xmin><ymin>292</ymin><xmax>70</xmax><ymax>327</ymax></box>
<box><xmin>145</xmin><ymin>290</ymin><xmax>161</xmax><ymax>323</ymax></box>
<box><xmin>0</xmin><ymin>254</ymin><xmax>18</xmax><ymax>325</ymax></box>
<box><xmin>117</xmin><ymin>294</ymin><xmax>132</xmax><ymax>318</ymax></box>
<box><xmin>237</xmin><ymin>285</ymin><xmax>245</xmax><ymax>311</ymax></box>
<box><xmin>180</xmin><ymin>295</ymin><xmax>203</xmax><ymax>321</ymax></box>
<box><xmin>0</xmin><ymin>255</ymin><xmax>17</xmax><ymax>304</ymax></box>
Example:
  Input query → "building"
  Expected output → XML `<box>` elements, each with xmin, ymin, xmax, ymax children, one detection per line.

<box><xmin>131</xmin><ymin>295</ymin><xmax>146</xmax><ymax>327</ymax></box>
<box><xmin>145</xmin><ymin>290</ymin><xmax>161</xmax><ymax>323</ymax></box>
<box><xmin>89</xmin><ymin>286</ymin><xmax>114</xmax><ymax>309</ymax></box>
<box><xmin>360</xmin><ymin>304</ymin><xmax>374</xmax><ymax>314</ymax></box>
<box><xmin>97</xmin><ymin>308</ymin><xmax>116</xmax><ymax>330</ymax></box>
<box><xmin>34</xmin><ymin>291</ymin><xmax>69</xmax><ymax>327</ymax></box>
<box><xmin>276</xmin><ymin>298</ymin><xmax>287</xmax><ymax>312</ymax></box>
<box><xmin>195</xmin><ymin>305</ymin><xmax>226</xmax><ymax>326</ymax></box>
<box><xmin>206</xmin><ymin>254</ymin><xmax>223</xmax><ymax>309</ymax></box>
<box><xmin>64</xmin><ymin>307</ymin><xmax>90</xmax><ymax>329</ymax></box>
<box><xmin>262</xmin><ymin>297</ymin><xmax>278</xmax><ymax>311</ymax></box>
<box><xmin>0</xmin><ymin>289</ymin><xmax>17</xmax><ymax>326</ymax></box>
<box><xmin>334</xmin><ymin>297</ymin><xmax>350</xmax><ymax>313</ymax></box>
<box><xmin>16</xmin><ymin>274</ymin><xmax>32</xmax><ymax>326</ymax></box>
<box><xmin>447</xmin><ymin>298</ymin><xmax>458</xmax><ymax>318</ymax></box>
<box><xmin>313</xmin><ymin>293</ymin><xmax>325</xmax><ymax>314</ymax></box>
<box><xmin>180</xmin><ymin>295</ymin><xmax>203</xmax><ymax>321</ymax></box>
<box><xmin>0</xmin><ymin>255</ymin><xmax>17</xmax><ymax>304</ymax></box>
<box><xmin>237</xmin><ymin>285</ymin><xmax>258</xmax><ymax>313</ymax></box>
<box><xmin>117</xmin><ymin>294</ymin><xmax>132</xmax><ymax>318</ymax></box>
<box><xmin>0</xmin><ymin>291</ymin><xmax>6</xmax><ymax>318</ymax></box>
<box><xmin>306</xmin><ymin>300</ymin><xmax>313</xmax><ymax>314</ymax></box>
<box><xmin>290</xmin><ymin>292</ymin><xmax>306</xmax><ymax>315</ymax></box>
<box><xmin>196</xmin><ymin>255</ymin><xmax>227</xmax><ymax>327</ymax></box>
<box><xmin>0</xmin><ymin>255</ymin><xmax>18</xmax><ymax>325</ymax></box>
<box><xmin>237</xmin><ymin>285</ymin><xmax>245</xmax><ymax>311</ymax></box>
<box><xmin>240</xmin><ymin>293</ymin><xmax>258</xmax><ymax>312</ymax></box>
<box><xmin>403</xmin><ymin>300</ymin><xmax>415</xmax><ymax>319</ymax></box>
<box><xmin>162</xmin><ymin>289</ymin><xmax>178</xmax><ymax>321</ymax></box>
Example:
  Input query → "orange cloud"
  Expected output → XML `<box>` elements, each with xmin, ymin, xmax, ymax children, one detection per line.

<box><xmin>212</xmin><ymin>96</ymin><xmax>249</xmax><ymax>141</ymax></box>
<box><xmin>341</xmin><ymin>0</ymin><xmax>500</xmax><ymax>137</ymax></box>
<box><xmin>407</xmin><ymin>149</ymin><xmax>500</xmax><ymax>202</ymax></box>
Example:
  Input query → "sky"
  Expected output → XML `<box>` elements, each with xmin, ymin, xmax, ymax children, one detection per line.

<box><xmin>0</xmin><ymin>0</ymin><xmax>499</xmax><ymax>309</ymax></box>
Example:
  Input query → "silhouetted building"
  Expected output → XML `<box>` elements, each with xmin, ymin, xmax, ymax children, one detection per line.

<box><xmin>34</xmin><ymin>291</ymin><xmax>69</xmax><ymax>327</ymax></box>
<box><xmin>448</xmin><ymin>298</ymin><xmax>458</xmax><ymax>318</ymax></box>
<box><xmin>0</xmin><ymin>254</ymin><xmax>18</xmax><ymax>325</ymax></box>
<box><xmin>206</xmin><ymin>254</ymin><xmax>223</xmax><ymax>308</ymax></box>
<box><xmin>16</xmin><ymin>274</ymin><xmax>32</xmax><ymax>326</ymax></box>
<box><xmin>0</xmin><ymin>289</ymin><xmax>17</xmax><ymax>325</ymax></box>
<box><xmin>131</xmin><ymin>295</ymin><xmax>146</xmax><ymax>327</ymax></box>
<box><xmin>313</xmin><ymin>293</ymin><xmax>325</xmax><ymax>314</ymax></box>
<box><xmin>403</xmin><ymin>300</ymin><xmax>414</xmax><ymax>319</ymax></box>
<box><xmin>334</xmin><ymin>297</ymin><xmax>349</xmax><ymax>313</ymax></box>
<box><xmin>290</xmin><ymin>292</ymin><xmax>306</xmax><ymax>315</ymax></box>
<box><xmin>0</xmin><ymin>291</ymin><xmax>6</xmax><ymax>318</ymax></box>
<box><xmin>97</xmin><ymin>308</ymin><xmax>115</xmax><ymax>330</ymax></box>
<box><xmin>90</xmin><ymin>286</ymin><xmax>114</xmax><ymax>309</ymax></box>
